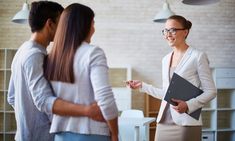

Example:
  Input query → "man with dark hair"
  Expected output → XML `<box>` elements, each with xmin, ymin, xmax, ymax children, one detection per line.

<box><xmin>8</xmin><ymin>1</ymin><xmax>104</xmax><ymax>141</ymax></box>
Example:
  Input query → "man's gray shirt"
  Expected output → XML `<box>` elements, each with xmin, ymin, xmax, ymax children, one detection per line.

<box><xmin>8</xmin><ymin>40</ymin><xmax>56</xmax><ymax>141</ymax></box>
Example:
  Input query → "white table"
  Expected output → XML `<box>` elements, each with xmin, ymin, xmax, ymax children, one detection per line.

<box><xmin>118</xmin><ymin>117</ymin><xmax>156</xmax><ymax>141</ymax></box>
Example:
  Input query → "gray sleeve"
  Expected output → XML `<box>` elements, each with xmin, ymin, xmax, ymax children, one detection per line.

<box><xmin>89</xmin><ymin>47</ymin><xmax>118</xmax><ymax>120</ymax></box>
<box><xmin>23</xmin><ymin>53</ymin><xmax>57</xmax><ymax>115</ymax></box>
<box><xmin>7</xmin><ymin>74</ymin><xmax>15</xmax><ymax>108</ymax></box>
<box><xmin>140</xmin><ymin>82</ymin><xmax>165</xmax><ymax>100</ymax></box>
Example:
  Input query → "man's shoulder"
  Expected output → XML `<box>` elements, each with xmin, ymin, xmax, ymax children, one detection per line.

<box><xmin>16</xmin><ymin>41</ymin><xmax>46</xmax><ymax>66</ymax></box>
<box><xmin>20</xmin><ymin>41</ymin><xmax>46</xmax><ymax>56</ymax></box>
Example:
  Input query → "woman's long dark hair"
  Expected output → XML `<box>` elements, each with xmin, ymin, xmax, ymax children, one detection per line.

<box><xmin>44</xmin><ymin>3</ymin><xmax>94</xmax><ymax>83</ymax></box>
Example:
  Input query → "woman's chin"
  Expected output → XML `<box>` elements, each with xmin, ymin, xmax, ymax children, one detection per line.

<box><xmin>168</xmin><ymin>42</ymin><xmax>174</xmax><ymax>47</ymax></box>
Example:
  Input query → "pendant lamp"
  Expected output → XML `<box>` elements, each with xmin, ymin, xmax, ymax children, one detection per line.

<box><xmin>153</xmin><ymin>0</ymin><xmax>175</xmax><ymax>23</ymax></box>
<box><xmin>182</xmin><ymin>0</ymin><xmax>219</xmax><ymax>5</ymax></box>
<box><xmin>12</xmin><ymin>0</ymin><xmax>29</xmax><ymax>24</ymax></box>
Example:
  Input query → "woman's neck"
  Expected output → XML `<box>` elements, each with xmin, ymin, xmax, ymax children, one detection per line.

<box><xmin>172</xmin><ymin>43</ymin><xmax>189</xmax><ymax>55</ymax></box>
<box><xmin>169</xmin><ymin>43</ymin><xmax>189</xmax><ymax>68</ymax></box>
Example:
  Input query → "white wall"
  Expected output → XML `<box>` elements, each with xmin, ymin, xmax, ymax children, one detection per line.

<box><xmin>1</xmin><ymin>0</ymin><xmax>235</xmax><ymax>111</ymax></box>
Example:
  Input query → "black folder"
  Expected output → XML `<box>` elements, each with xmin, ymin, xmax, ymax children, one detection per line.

<box><xmin>164</xmin><ymin>73</ymin><xmax>203</xmax><ymax>120</ymax></box>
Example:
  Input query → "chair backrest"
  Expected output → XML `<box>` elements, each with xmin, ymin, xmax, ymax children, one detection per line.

<box><xmin>120</xmin><ymin>109</ymin><xmax>144</xmax><ymax>118</ymax></box>
<box><xmin>119</xmin><ymin>109</ymin><xmax>146</xmax><ymax>141</ymax></box>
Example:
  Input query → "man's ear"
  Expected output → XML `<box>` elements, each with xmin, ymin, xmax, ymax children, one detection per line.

<box><xmin>44</xmin><ymin>19</ymin><xmax>55</xmax><ymax>41</ymax></box>
<box><xmin>46</xmin><ymin>19</ymin><xmax>54</xmax><ymax>29</ymax></box>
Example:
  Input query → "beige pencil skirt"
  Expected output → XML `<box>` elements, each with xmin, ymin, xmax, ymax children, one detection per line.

<box><xmin>155</xmin><ymin>123</ymin><xmax>202</xmax><ymax>141</ymax></box>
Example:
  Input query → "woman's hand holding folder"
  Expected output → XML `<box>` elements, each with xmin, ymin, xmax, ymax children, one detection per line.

<box><xmin>171</xmin><ymin>98</ymin><xmax>189</xmax><ymax>113</ymax></box>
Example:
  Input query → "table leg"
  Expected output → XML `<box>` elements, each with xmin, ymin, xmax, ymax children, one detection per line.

<box><xmin>145</xmin><ymin>125</ymin><xmax>150</xmax><ymax>141</ymax></box>
<box><xmin>134</xmin><ymin>126</ymin><xmax>140</xmax><ymax>141</ymax></box>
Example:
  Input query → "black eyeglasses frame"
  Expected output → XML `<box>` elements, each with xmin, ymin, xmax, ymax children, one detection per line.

<box><xmin>162</xmin><ymin>28</ymin><xmax>185</xmax><ymax>36</ymax></box>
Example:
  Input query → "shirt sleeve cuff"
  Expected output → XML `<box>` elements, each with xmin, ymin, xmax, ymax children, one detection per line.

<box><xmin>139</xmin><ymin>82</ymin><xmax>147</xmax><ymax>93</ymax></box>
<box><xmin>45</xmin><ymin>97</ymin><xmax>57</xmax><ymax>114</ymax></box>
<box><xmin>102</xmin><ymin>102</ymin><xmax>119</xmax><ymax>120</ymax></box>
<box><xmin>186</xmin><ymin>101</ymin><xmax>193</xmax><ymax>114</ymax></box>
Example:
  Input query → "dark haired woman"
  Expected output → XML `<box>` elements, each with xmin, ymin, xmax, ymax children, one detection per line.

<box><xmin>44</xmin><ymin>3</ymin><xmax>118</xmax><ymax>141</ymax></box>
<box><xmin>126</xmin><ymin>15</ymin><xmax>216</xmax><ymax>141</ymax></box>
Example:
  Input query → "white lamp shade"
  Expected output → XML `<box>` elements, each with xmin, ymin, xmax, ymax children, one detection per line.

<box><xmin>153</xmin><ymin>2</ymin><xmax>175</xmax><ymax>23</ymax></box>
<box><xmin>182</xmin><ymin>0</ymin><xmax>219</xmax><ymax>5</ymax></box>
<box><xmin>12</xmin><ymin>3</ymin><xmax>29</xmax><ymax>24</ymax></box>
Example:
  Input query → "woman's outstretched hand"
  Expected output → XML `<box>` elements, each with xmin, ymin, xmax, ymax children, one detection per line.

<box><xmin>125</xmin><ymin>80</ymin><xmax>142</xmax><ymax>89</ymax></box>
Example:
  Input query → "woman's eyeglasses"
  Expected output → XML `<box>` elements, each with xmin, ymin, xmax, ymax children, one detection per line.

<box><xmin>162</xmin><ymin>28</ymin><xmax>185</xmax><ymax>36</ymax></box>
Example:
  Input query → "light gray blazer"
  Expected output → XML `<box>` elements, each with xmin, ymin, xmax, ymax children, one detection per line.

<box><xmin>141</xmin><ymin>47</ymin><xmax>217</xmax><ymax>126</ymax></box>
<box><xmin>50</xmin><ymin>42</ymin><xmax>118</xmax><ymax>135</ymax></box>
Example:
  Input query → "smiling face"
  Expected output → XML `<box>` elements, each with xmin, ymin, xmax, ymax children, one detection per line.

<box><xmin>164</xmin><ymin>19</ymin><xmax>189</xmax><ymax>48</ymax></box>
